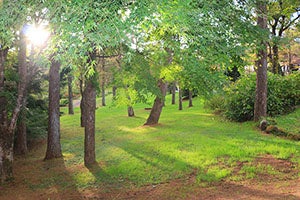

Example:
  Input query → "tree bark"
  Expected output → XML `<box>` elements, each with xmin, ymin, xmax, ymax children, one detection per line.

<box><xmin>178</xmin><ymin>88</ymin><xmax>183</xmax><ymax>110</ymax></box>
<box><xmin>188</xmin><ymin>90</ymin><xmax>193</xmax><ymax>107</ymax></box>
<box><xmin>0</xmin><ymin>129</ymin><xmax>14</xmax><ymax>183</ymax></box>
<box><xmin>14</xmin><ymin>107</ymin><xmax>27</xmax><ymax>155</ymax></box>
<box><xmin>101</xmin><ymin>57</ymin><xmax>106</xmax><ymax>107</ymax></box>
<box><xmin>171</xmin><ymin>82</ymin><xmax>176</xmax><ymax>105</ymax></box>
<box><xmin>45</xmin><ymin>56</ymin><xmax>62</xmax><ymax>160</ymax></box>
<box><xmin>79</xmin><ymin>78</ymin><xmax>86</xmax><ymax>127</ymax></box>
<box><xmin>144</xmin><ymin>79</ymin><xmax>167</xmax><ymax>125</ymax></box>
<box><xmin>128</xmin><ymin>106</ymin><xmax>135</xmax><ymax>117</ymax></box>
<box><xmin>0</xmin><ymin>48</ymin><xmax>11</xmax><ymax>183</ymax></box>
<box><xmin>0</xmin><ymin>29</ymin><xmax>27</xmax><ymax>182</ymax></box>
<box><xmin>83</xmin><ymin>80</ymin><xmax>96</xmax><ymax>166</ymax></box>
<box><xmin>68</xmin><ymin>74</ymin><xmax>74</xmax><ymax>115</ymax></box>
<box><xmin>271</xmin><ymin>44</ymin><xmax>281</xmax><ymax>74</ymax></box>
<box><xmin>0</xmin><ymin>48</ymin><xmax>8</xmax><ymax>126</ymax></box>
<box><xmin>254</xmin><ymin>1</ymin><xmax>268</xmax><ymax>122</ymax></box>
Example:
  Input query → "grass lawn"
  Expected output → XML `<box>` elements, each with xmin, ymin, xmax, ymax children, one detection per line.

<box><xmin>274</xmin><ymin>107</ymin><xmax>300</xmax><ymax>135</ymax></box>
<box><xmin>56</xmin><ymin>95</ymin><xmax>300</xmax><ymax>189</ymax></box>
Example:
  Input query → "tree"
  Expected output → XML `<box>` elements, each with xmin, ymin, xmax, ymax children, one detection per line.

<box><xmin>45</xmin><ymin>55</ymin><xmax>62</xmax><ymax>159</ymax></box>
<box><xmin>254</xmin><ymin>0</ymin><xmax>268</xmax><ymax>121</ymax></box>
<box><xmin>267</xmin><ymin>0</ymin><xmax>300</xmax><ymax>74</ymax></box>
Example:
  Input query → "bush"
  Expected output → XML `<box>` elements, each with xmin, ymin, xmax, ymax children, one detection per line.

<box><xmin>210</xmin><ymin>72</ymin><xmax>300</xmax><ymax>122</ymax></box>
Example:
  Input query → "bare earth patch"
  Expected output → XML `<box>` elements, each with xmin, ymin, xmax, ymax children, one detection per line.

<box><xmin>1</xmin><ymin>143</ymin><xmax>299</xmax><ymax>200</ymax></box>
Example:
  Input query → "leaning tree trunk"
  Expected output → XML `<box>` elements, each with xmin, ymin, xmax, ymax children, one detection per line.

<box><xmin>0</xmin><ymin>29</ymin><xmax>27</xmax><ymax>182</ymax></box>
<box><xmin>144</xmin><ymin>79</ymin><xmax>167</xmax><ymax>125</ymax></box>
<box><xmin>171</xmin><ymin>82</ymin><xmax>176</xmax><ymax>105</ymax></box>
<box><xmin>178</xmin><ymin>87</ymin><xmax>183</xmax><ymax>110</ymax></box>
<box><xmin>68</xmin><ymin>74</ymin><xmax>74</xmax><ymax>115</ymax></box>
<box><xmin>83</xmin><ymin>80</ymin><xmax>96</xmax><ymax>166</ymax></box>
<box><xmin>188</xmin><ymin>90</ymin><xmax>193</xmax><ymax>107</ymax></box>
<box><xmin>254</xmin><ymin>0</ymin><xmax>268</xmax><ymax>122</ymax></box>
<box><xmin>45</xmin><ymin>56</ymin><xmax>62</xmax><ymax>160</ymax></box>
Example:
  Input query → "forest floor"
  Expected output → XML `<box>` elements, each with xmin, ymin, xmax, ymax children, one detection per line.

<box><xmin>1</xmin><ymin>140</ymin><xmax>299</xmax><ymax>200</ymax></box>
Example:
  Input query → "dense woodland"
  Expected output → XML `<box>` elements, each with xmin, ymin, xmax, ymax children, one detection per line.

<box><xmin>0</xmin><ymin>0</ymin><xmax>300</xmax><ymax>197</ymax></box>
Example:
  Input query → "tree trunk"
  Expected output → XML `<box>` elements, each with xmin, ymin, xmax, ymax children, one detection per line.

<box><xmin>83</xmin><ymin>80</ymin><xmax>96</xmax><ymax>166</ymax></box>
<box><xmin>112</xmin><ymin>86</ymin><xmax>117</xmax><ymax>98</ymax></box>
<box><xmin>271</xmin><ymin>44</ymin><xmax>281</xmax><ymax>74</ymax></box>
<box><xmin>14</xmin><ymin>107</ymin><xmax>27</xmax><ymax>155</ymax></box>
<box><xmin>188</xmin><ymin>90</ymin><xmax>193</xmax><ymax>107</ymax></box>
<box><xmin>79</xmin><ymin>78</ymin><xmax>86</xmax><ymax>127</ymax></box>
<box><xmin>101</xmin><ymin>57</ymin><xmax>106</xmax><ymax>107</ymax></box>
<box><xmin>128</xmin><ymin>106</ymin><xmax>135</xmax><ymax>117</ymax></box>
<box><xmin>178</xmin><ymin>88</ymin><xmax>183</xmax><ymax>110</ymax></box>
<box><xmin>0</xmin><ymin>48</ymin><xmax>8</xmax><ymax>125</ymax></box>
<box><xmin>171</xmin><ymin>82</ymin><xmax>176</xmax><ymax>105</ymax></box>
<box><xmin>254</xmin><ymin>1</ymin><xmax>268</xmax><ymax>122</ymax></box>
<box><xmin>68</xmin><ymin>74</ymin><xmax>74</xmax><ymax>115</ymax></box>
<box><xmin>0</xmin><ymin>29</ymin><xmax>27</xmax><ymax>182</ymax></box>
<box><xmin>0</xmin><ymin>129</ymin><xmax>14</xmax><ymax>183</ymax></box>
<box><xmin>144</xmin><ymin>79</ymin><xmax>167</xmax><ymax>125</ymax></box>
<box><xmin>45</xmin><ymin>56</ymin><xmax>62</xmax><ymax>160</ymax></box>
<box><xmin>0</xmin><ymin>49</ymin><xmax>11</xmax><ymax>183</ymax></box>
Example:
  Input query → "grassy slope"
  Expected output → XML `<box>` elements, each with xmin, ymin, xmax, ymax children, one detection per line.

<box><xmin>59</xmin><ymin>95</ymin><xmax>300</xmax><ymax>189</ymax></box>
<box><xmin>274</xmin><ymin>108</ymin><xmax>300</xmax><ymax>135</ymax></box>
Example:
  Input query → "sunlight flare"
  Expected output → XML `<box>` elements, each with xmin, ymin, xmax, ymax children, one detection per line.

<box><xmin>25</xmin><ymin>25</ymin><xmax>50</xmax><ymax>46</ymax></box>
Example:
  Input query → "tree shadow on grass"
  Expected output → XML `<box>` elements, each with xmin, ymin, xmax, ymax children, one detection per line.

<box><xmin>37</xmin><ymin>157</ymin><xmax>83</xmax><ymax>199</ymax></box>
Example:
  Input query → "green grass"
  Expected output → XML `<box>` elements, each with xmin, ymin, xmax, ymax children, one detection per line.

<box><xmin>58</xmin><ymin>95</ymin><xmax>300</xmax><ymax>189</ymax></box>
<box><xmin>274</xmin><ymin>108</ymin><xmax>300</xmax><ymax>135</ymax></box>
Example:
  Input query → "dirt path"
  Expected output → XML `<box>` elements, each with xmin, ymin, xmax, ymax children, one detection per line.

<box><xmin>1</xmin><ymin>142</ymin><xmax>299</xmax><ymax>200</ymax></box>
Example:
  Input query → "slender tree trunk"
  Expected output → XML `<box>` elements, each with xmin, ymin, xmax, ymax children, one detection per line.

<box><xmin>0</xmin><ymin>48</ymin><xmax>11</xmax><ymax>183</ymax></box>
<box><xmin>144</xmin><ymin>79</ymin><xmax>167</xmax><ymax>125</ymax></box>
<box><xmin>171</xmin><ymin>82</ymin><xmax>176</xmax><ymax>105</ymax></box>
<box><xmin>178</xmin><ymin>87</ymin><xmax>183</xmax><ymax>110</ymax></box>
<box><xmin>83</xmin><ymin>80</ymin><xmax>96</xmax><ymax>166</ymax></box>
<box><xmin>14</xmin><ymin>107</ymin><xmax>27</xmax><ymax>155</ymax></box>
<box><xmin>101</xmin><ymin>57</ymin><xmax>106</xmax><ymax>107</ymax></box>
<box><xmin>79</xmin><ymin>78</ymin><xmax>86</xmax><ymax>127</ymax></box>
<box><xmin>45</xmin><ymin>56</ymin><xmax>62</xmax><ymax>160</ymax></box>
<box><xmin>272</xmin><ymin>44</ymin><xmax>281</xmax><ymax>74</ymax></box>
<box><xmin>0</xmin><ymin>48</ymin><xmax>8</xmax><ymax>125</ymax></box>
<box><xmin>188</xmin><ymin>90</ymin><xmax>193</xmax><ymax>107</ymax></box>
<box><xmin>0</xmin><ymin>48</ymin><xmax>12</xmax><ymax>183</ymax></box>
<box><xmin>68</xmin><ymin>74</ymin><xmax>74</xmax><ymax>115</ymax></box>
<box><xmin>0</xmin><ymin>129</ymin><xmax>14</xmax><ymax>183</ymax></box>
<box><xmin>112</xmin><ymin>86</ymin><xmax>117</xmax><ymax>98</ymax></box>
<box><xmin>0</xmin><ymin>29</ymin><xmax>27</xmax><ymax>182</ymax></box>
<box><xmin>254</xmin><ymin>1</ymin><xmax>268</xmax><ymax>122</ymax></box>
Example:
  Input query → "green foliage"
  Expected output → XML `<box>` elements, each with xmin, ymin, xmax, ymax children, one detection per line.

<box><xmin>224</xmin><ymin>75</ymin><xmax>256</xmax><ymax>121</ymax></box>
<box><xmin>222</xmin><ymin>72</ymin><xmax>300</xmax><ymax>121</ymax></box>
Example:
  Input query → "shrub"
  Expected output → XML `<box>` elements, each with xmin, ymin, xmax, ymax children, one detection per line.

<box><xmin>211</xmin><ymin>72</ymin><xmax>300</xmax><ymax>122</ymax></box>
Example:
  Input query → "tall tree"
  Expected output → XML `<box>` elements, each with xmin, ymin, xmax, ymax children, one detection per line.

<box><xmin>254</xmin><ymin>0</ymin><xmax>268</xmax><ymax>121</ymax></box>
<box><xmin>45</xmin><ymin>55</ymin><xmax>62</xmax><ymax>159</ymax></box>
